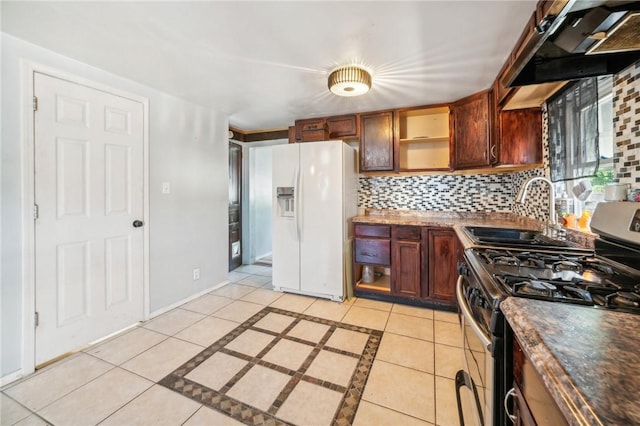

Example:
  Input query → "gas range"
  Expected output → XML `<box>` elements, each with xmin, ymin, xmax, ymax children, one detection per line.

<box><xmin>469</xmin><ymin>246</ymin><xmax>640</xmax><ymax>313</ymax></box>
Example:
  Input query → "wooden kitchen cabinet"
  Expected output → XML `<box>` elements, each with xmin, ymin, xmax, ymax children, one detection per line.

<box><xmin>425</xmin><ymin>227</ymin><xmax>461</xmax><ymax>304</ymax></box>
<box><xmin>294</xmin><ymin>117</ymin><xmax>328</xmax><ymax>142</ymax></box>
<box><xmin>510</xmin><ymin>335</ymin><xmax>568</xmax><ymax>426</ymax></box>
<box><xmin>391</xmin><ymin>226</ymin><xmax>422</xmax><ymax>298</ymax></box>
<box><xmin>499</xmin><ymin>108</ymin><xmax>542</xmax><ymax>165</ymax></box>
<box><xmin>396</xmin><ymin>106</ymin><xmax>451</xmax><ymax>171</ymax></box>
<box><xmin>353</xmin><ymin>222</ymin><xmax>459</xmax><ymax>308</ymax></box>
<box><xmin>353</xmin><ymin>224</ymin><xmax>392</xmax><ymax>293</ymax></box>
<box><xmin>326</xmin><ymin>114</ymin><xmax>359</xmax><ymax>139</ymax></box>
<box><xmin>360</xmin><ymin>111</ymin><xmax>395</xmax><ymax>172</ymax></box>
<box><xmin>451</xmin><ymin>91</ymin><xmax>492</xmax><ymax>169</ymax></box>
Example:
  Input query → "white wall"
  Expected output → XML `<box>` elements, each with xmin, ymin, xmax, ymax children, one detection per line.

<box><xmin>250</xmin><ymin>146</ymin><xmax>274</xmax><ymax>260</ymax></box>
<box><xmin>1</xmin><ymin>33</ymin><xmax>229</xmax><ymax>379</ymax></box>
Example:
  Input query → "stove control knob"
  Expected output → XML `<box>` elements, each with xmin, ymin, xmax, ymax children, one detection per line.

<box><xmin>457</xmin><ymin>262</ymin><xmax>470</xmax><ymax>276</ymax></box>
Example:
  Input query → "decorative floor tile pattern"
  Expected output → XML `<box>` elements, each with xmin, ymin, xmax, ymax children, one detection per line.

<box><xmin>159</xmin><ymin>306</ymin><xmax>383</xmax><ymax>426</ymax></box>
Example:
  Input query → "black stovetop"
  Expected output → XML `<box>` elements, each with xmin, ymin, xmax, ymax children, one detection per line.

<box><xmin>468</xmin><ymin>241</ymin><xmax>640</xmax><ymax>314</ymax></box>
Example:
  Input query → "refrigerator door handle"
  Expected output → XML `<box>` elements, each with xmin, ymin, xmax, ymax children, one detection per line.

<box><xmin>296</xmin><ymin>167</ymin><xmax>303</xmax><ymax>241</ymax></box>
<box><xmin>294</xmin><ymin>167</ymin><xmax>301</xmax><ymax>241</ymax></box>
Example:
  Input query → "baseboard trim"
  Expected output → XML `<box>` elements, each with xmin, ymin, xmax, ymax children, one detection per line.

<box><xmin>148</xmin><ymin>280</ymin><xmax>231</xmax><ymax>319</ymax></box>
<box><xmin>1</xmin><ymin>369</ymin><xmax>25</xmax><ymax>388</ymax></box>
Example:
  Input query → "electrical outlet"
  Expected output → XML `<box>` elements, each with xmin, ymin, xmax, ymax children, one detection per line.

<box><xmin>192</xmin><ymin>268</ymin><xmax>200</xmax><ymax>280</ymax></box>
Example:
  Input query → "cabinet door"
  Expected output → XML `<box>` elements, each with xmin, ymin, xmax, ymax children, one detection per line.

<box><xmin>360</xmin><ymin>111</ymin><xmax>395</xmax><ymax>171</ymax></box>
<box><xmin>327</xmin><ymin>114</ymin><xmax>359</xmax><ymax>139</ymax></box>
<box><xmin>500</xmin><ymin>108</ymin><xmax>542</xmax><ymax>165</ymax></box>
<box><xmin>452</xmin><ymin>91</ymin><xmax>491</xmax><ymax>169</ymax></box>
<box><xmin>427</xmin><ymin>228</ymin><xmax>461</xmax><ymax>303</ymax></box>
<box><xmin>295</xmin><ymin>118</ymin><xmax>327</xmax><ymax>142</ymax></box>
<box><xmin>392</xmin><ymin>240</ymin><xmax>421</xmax><ymax>298</ymax></box>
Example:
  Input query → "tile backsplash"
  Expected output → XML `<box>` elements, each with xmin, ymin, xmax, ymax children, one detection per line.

<box><xmin>613</xmin><ymin>61</ymin><xmax>640</xmax><ymax>187</ymax></box>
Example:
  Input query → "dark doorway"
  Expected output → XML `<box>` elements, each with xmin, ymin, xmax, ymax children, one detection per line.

<box><xmin>229</xmin><ymin>142</ymin><xmax>242</xmax><ymax>271</ymax></box>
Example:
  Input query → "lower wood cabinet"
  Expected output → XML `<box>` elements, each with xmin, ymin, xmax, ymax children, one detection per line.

<box><xmin>425</xmin><ymin>227</ymin><xmax>461</xmax><ymax>303</ymax></box>
<box><xmin>353</xmin><ymin>223</ymin><xmax>459</xmax><ymax>307</ymax></box>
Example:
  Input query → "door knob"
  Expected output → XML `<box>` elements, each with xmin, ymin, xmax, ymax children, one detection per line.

<box><xmin>132</xmin><ymin>220</ymin><xmax>144</xmax><ymax>228</ymax></box>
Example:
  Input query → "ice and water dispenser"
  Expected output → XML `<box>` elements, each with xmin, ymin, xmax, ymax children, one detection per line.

<box><xmin>276</xmin><ymin>187</ymin><xmax>295</xmax><ymax>217</ymax></box>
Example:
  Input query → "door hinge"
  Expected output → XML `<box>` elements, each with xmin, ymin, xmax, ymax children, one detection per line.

<box><xmin>35</xmin><ymin>311</ymin><xmax>39</xmax><ymax>327</ymax></box>
<box><xmin>33</xmin><ymin>96</ymin><xmax>38</xmax><ymax>112</ymax></box>
<box><xmin>34</xmin><ymin>203</ymin><xmax>39</xmax><ymax>220</ymax></box>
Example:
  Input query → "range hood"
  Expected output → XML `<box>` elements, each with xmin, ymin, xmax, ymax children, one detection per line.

<box><xmin>505</xmin><ymin>1</ymin><xmax>640</xmax><ymax>87</ymax></box>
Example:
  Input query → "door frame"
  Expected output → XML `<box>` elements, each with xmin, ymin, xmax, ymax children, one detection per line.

<box><xmin>20</xmin><ymin>61</ymin><xmax>150</xmax><ymax>376</ymax></box>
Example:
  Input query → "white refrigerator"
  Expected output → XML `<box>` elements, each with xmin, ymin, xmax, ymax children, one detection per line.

<box><xmin>272</xmin><ymin>140</ymin><xmax>357</xmax><ymax>301</ymax></box>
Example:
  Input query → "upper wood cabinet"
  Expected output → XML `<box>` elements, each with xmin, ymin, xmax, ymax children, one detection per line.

<box><xmin>396</xmin><ymin>106</ymin><xmax>451</xmax><ymax>171</ymax></box>
<box><xmin>294</xmin><ymin>118</ymin><xmax>327</xmax><ymax>142</ymax></box>
<box><xmin>326</xmin><ymin>114</ymin><xmax>359</xmax><ymax>139</ymax></box>
<box><xmin>360</xmin><ymin>111</ymin><xmax>395</xmax><ymax>172</ymax></box>
<box><xmin>499</xmin><ymin>108</ymin><xmax>542</xmax><ymax>165</ymax></box>
<box><xmin>451</xmin><ymin>91</ymin><xmax>492</xmax><ymax>169</ymax></box>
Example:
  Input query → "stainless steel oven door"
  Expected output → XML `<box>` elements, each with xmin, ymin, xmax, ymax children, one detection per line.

<box><xmin>456</xmin><ymin>276</ymin><xmax>494</xmax><ymax>426</ymax></box>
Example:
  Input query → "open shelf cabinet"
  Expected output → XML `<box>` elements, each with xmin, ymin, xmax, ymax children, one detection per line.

<box><xmin>397</xmin><ymin>106</ymin><xmax>451</xmax><ymax>171</ymax></box>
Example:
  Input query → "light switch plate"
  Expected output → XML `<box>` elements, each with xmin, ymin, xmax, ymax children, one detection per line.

<box><xmin>162</xmin><ymin>182</ymin><xmax>171</xmax><ymax>194</ymax></box>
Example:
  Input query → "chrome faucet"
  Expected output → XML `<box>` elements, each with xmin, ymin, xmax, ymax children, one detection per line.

<box><xmin>515</xmin><ymin>176</ymin><xmax>558</xmax><ymax>228</ymax></box>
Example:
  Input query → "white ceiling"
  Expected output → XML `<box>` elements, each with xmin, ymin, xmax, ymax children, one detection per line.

<box><xmin>1</xmin><ymin>1</ymin><xmax>537</xmax><ymax>131</ymax></box>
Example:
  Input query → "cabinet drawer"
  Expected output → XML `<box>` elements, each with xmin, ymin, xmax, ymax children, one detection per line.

<box><xmin>354</xmin><ymin>224</ymin><xmax>391</xmax><ymax>238</ymax></box>
<box><xmin>393</xmin><ymin>225</ymin><xmax>421</xmax><ymax>241</ymax></box>
<box><xmin>354</xmin><ymin>238</ymin><xmax>391</xmax><ymax>266</ymax></box>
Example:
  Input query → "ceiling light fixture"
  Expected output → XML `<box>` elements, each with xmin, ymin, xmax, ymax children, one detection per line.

<box><xmin>328</xmin><ymin>65</ymin><xmax>372</xmax><ymax>97</ymax></box>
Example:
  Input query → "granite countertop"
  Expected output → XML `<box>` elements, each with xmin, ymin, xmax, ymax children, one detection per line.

<box><xmin>501</xmin><ymin>297</ymin><xmax>640</xmax><ymax>425</ymax></box>
<box><xmin>352</xmin><ymin>209</ymin><xmax>596</xmax><ymax>249</ymax></box>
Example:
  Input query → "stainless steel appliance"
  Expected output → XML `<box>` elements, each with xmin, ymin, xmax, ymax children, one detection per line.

<box><xmin>456</xmin><ymin>202</ymin><xmax>640</xmax><ymax>425</ymax></box>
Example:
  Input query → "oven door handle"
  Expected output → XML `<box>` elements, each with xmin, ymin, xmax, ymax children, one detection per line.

<box><xmin>456</xmin><ymin>276</ymin><xmax>492</xmax><ymax>350</ymax></box>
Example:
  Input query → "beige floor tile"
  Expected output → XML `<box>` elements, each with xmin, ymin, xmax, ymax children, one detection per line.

<box><xmin>224</xmin><ymin>329</ymin><xmax>275</xmax><ymax>357</ymax></box>
<box><xmin>434</xmin><ymin>321</ymin><xmax>463</xmax><ymax>348</ymax></box>
<box><xmin>87</xmin><ymin>327</ymin><xmax>167</xmax><ymax>365</ymax></box>
<box><xmin>363</xmin><ymin>360</ymin><xmax>435</xmax><ymax>423</ymax></box>
<box><xmin>353</xmin><ymin>401</ymin><xmax>433</xmax><ymax>426</ymax></box>
<box><xmin>4</xmin><ymin>353</ymin><xmax>113</xmax><ymax>411</ymax></box>
<box><xmin>13</xmin><ymin>414</ymin><xmax>49</xmax><ymax>426</ymax></box>
<box><xmin>304</xmin><ymin>349</ymin><xmax>358</xmax><ymax>387</ymax></box>
<box><xmin>287</xmin><ymin>320</ymin><xmax>330</xmax><ymax>343</ymax></box>
<box><xmin>142</xmin><ymin>308</ymin><xmax>206</xmax><ymax>336</ymax></box>
<box><xmin>181</xmin><ymin>294</ymin><xmax>233</xmax><ymax>315</ymax></box>
<box><xmin>392</xmin><ymin>303</ymin><xmax>434</xmax><ymax>319</ymax></box>
<box><xmin>121</xmin><ymin>337</ymin><xmax>203</xmax><ymax>382</ymax></box>
<box><xmin>183</xmin><ymin>406</ymin><xmax>244</xmax><ymax>426</ymax></box>
<box><xmin>38</xmin><ymin>367</ymin><xmax>152</xmax><ymax>425</ymax></box>
<box><xmin>175</xmin><ymin>316</ymin><xmax>240</xmax><ymax>347</ymax></box>
<box><xmin>385</xmin><ymin>313</ymin><xmax>434</xmax><ymax>341</ymax></box>
<box><xmin>325</xmin><ymin>328</ymin><xmax>370</xmax><ymax>354</ymax></box>
<box><xmin>269</xmin><ymin>293</ymin><xmax>316</xmax><ymax>313</ymax></box>
<box><xmin>376</xmin><ymin>332</ymin><xmax>434</xmax><ymax>373</ymax></box>
<box><xmin>434</xmin><ymin>343</ymin><xmax>464</xmax><ymax>379</ymax></box>
<box><xmin>341</xmin><ymin>306</ymin><xmax>389</xmax><ymax>330</ymax></box>
<box><xmin>100</xmin><ymin>385</ymin><xmax>201</xmax><ymax>426</ymax></box>
<box><xmin>211</xmin><ymin>283</ymin><xmax>256</xmax><ymax>300</ymax></box>
<box><xmin>226</xmin><ymin>365</ymin><xmax>290</xmax><ymax>411</ymax></box>
<box><xmin>303</xmin><ymin>299</ymin><xmax>351</xmax><ymax>322</ymax></box>
<box><xmin>237</xmin><ymin>275</ymin><xmax>271</xmax><ymax>287</ymax></box>
<box><xmin>1</xmin><ymin>393</ymin><xmax>32</xmax><ymax>425</ymax></box>
<box><xmin>228</xmin><ymin>271</ymin><xmax>251</xmax><ymax>282</ymax></box>
<box><xmin>212</xmin><ymin>300</ymin><xmax>265</xmax><ymax>323</ymax></box>
<box><xmin>261</xmin><ymin>339</ymin><xmax>314</xmax><ymax>371</ymax></box>
<box><xmin>353</xmin><ymin>298</ymin><xmax>393</xmax><ymax>312</ymax></box>
<box><xmin>185</xmin><ymin>352</ymin><xmax>247</xmax><ymax>391</ymax></box>
<box><xmin>240</xmin><ymin>288</ymin><xmax>283</xmax><ymax>305</ymax></box>
<box><xmin>253</xmin><ymin>312</ymin><xmax>296</xmax><ymax>333</ymax></box>
<box><xmin>434</xmin><ymin>310</ymin><xmax>459</xmax><ymax>324</ymax></box>
<box><xmin>435</xmin><ymin>376</ymin><xmax>464</xmax><ymax>426</ymax></box>
<box><xmin>277</xmin><ymin>380</ymin><xmax>343</xmax><ymax>426</ymax></box>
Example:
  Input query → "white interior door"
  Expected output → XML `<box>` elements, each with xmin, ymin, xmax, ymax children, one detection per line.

<box><xmin>34</xmin><ymin>72</ymin><xmax>144</xmax><ymax>365</ymax></box>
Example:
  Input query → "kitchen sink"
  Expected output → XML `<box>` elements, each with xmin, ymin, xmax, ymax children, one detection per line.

<box><xmin>462</xmin><ymin>226</ymin><xmax>574</xmax><ymax>248</ymax></box>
